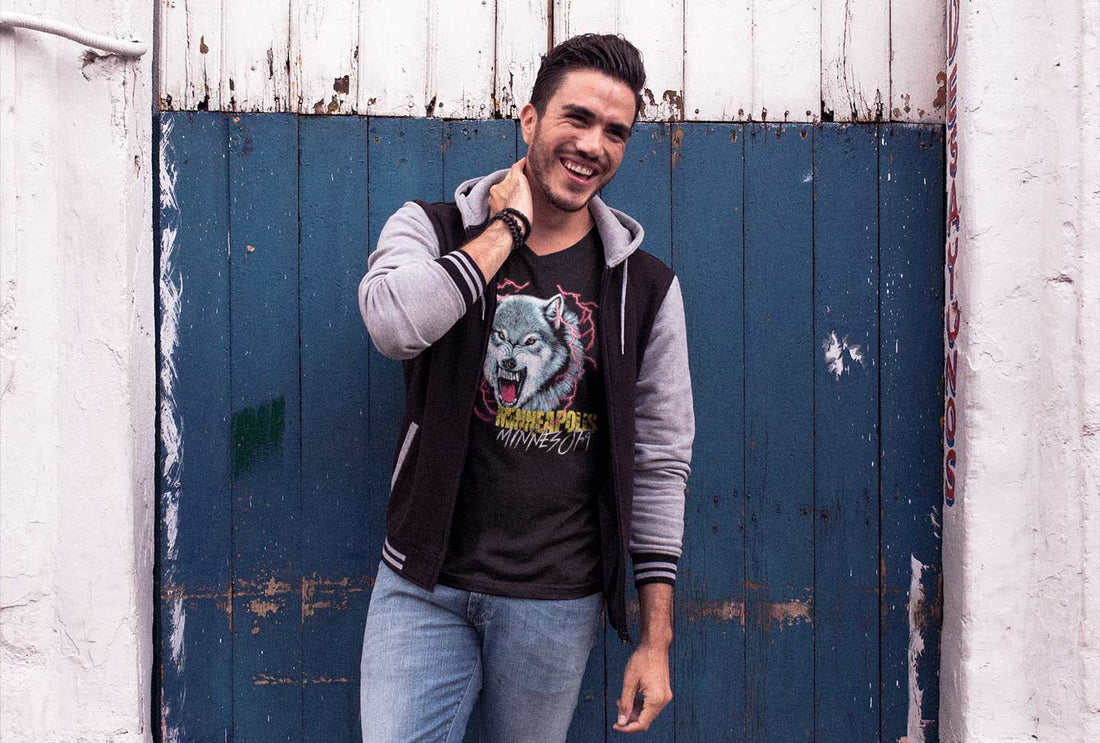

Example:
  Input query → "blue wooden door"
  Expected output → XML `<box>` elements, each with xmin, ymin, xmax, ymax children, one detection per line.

<box><xmin>155</xmin><ymin>113</ymin><xmax>944</xmax><ymax>742</ymax></box>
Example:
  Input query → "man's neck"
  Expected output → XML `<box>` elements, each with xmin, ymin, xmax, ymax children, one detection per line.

<box><xmin>526</xmin><ymin>181</ymin><xmax>596</xmax><ymax>256</ymax></box>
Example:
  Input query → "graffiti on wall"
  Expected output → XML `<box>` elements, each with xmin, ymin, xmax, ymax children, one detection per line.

<box><xmin>943</xmin><ymin>0</ymin><xmax>961</xmax><ymax>507</ymax></box>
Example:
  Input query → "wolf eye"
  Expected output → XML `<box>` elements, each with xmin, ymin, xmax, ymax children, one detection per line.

<box><xmin>524</xmin><ymin>337</ymin><xmax>537</xmax><ymax>346</ymax></box>
<box><xmin>496</xmin><ymin>330</ymin><xmax>505</xmax><ymax>340</ymax></box>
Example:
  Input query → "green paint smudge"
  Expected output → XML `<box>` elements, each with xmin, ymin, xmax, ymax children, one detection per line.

<box><xmin>232</xmin><ymin>396</ymin><xmax>286</xmax><ymax>478</ymax></box>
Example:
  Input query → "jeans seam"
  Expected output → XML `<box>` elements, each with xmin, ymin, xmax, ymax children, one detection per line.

<box><xmin>443</xmin><ymin>657</ymin><xmax>481</xmax><ymax>743</ymax></box>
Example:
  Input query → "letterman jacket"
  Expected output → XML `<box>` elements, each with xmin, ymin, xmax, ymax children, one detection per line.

<box><xmin>357</xmin><ymin>168</ymin><xmax>694</xmax><ymax>643</ymax></box>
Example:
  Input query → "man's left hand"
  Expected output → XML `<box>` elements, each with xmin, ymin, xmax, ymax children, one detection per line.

<box><xmin>613</xmin><ymin>641</ymin><xmax>673</xmax><ymax>733</ymax></box>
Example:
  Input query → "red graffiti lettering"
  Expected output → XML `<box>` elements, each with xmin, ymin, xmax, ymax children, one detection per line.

<box><xmin>944</xmin><ymin>450</ymin><xmax>956</xmax><ymax>506</ymax></box>
<box><xmin>945</xmin><ymin>397</ymin><xmax>956</xmax><ymax>448</ymax></box>
<box><xmin>944</xmin><ymin>348</ymin><xmax>958</xmax><ymax>397</ymax></box>
<box><xmin>946</xmin><ymin>300</ymin><xmax>961</xmax><ymax>345</ymax></box>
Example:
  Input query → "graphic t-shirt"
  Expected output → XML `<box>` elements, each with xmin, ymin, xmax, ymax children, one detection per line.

<box><xmin>438</xmin><ymin>226</ymin><xmax>608</xmax><ymax>599</ymax></box>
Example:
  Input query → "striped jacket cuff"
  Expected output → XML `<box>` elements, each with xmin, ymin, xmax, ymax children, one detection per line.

<box><xmin>632</xmin><ymin>552</ymin><xmax>679</xmax><ymax>587</ymax></box>
<box><xmin>435</xmin><ymin>248</ymin><xmax>485</xmax><ymax>309</ymax></box>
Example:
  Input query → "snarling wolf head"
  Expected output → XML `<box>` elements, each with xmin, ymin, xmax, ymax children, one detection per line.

<box><xmin>484</xmin><ymin>293</ymin><xmax>585</xmax><ymax>411</ymax></box>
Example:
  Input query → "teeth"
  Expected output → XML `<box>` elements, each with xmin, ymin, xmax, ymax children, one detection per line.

<box><xmin>500</xmin><ymin>369</ymin><xmax>521</xmax><ymax>381</ymax></box>
<box><xmin>563</xmin><ymin>160</ymin><xmax>594</xmax><ymax>177</ymax></box>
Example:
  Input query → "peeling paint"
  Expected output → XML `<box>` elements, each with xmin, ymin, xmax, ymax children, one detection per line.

<box><xmin>823</xmin><ymin>330</ymin><xmax>866</xmax><ymax>380</ymax></box>
<box><xmin>158</xmin><ymin>116</ymin><xmax>186</xmax><ymax>682</ymax></box>
<box><xmin>907</xmin><ymin>554</ymin><xmax>928</xmax><ymax>743</ymax></box>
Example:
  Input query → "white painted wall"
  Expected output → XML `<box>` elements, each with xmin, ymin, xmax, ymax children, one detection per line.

<box><xmin>940</xmin><ymin>0</ymin><xmax>1100</xmax><ymax>740</ymax></box>
<box><xmin>0</xmin><ymin>0</ymin><xmax>154</xmax><ymax>740</ymax></box>
<box><xmin>159</xmin><ymin>0</ymin><xmax>946</xmax><ymax>122</ymax></box>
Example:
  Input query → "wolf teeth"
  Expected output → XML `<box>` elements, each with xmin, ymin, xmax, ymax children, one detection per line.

<box><xmin>500</xmin><ymin>369</ymin><xmax>521</xmax><ymax>381</ymax></box>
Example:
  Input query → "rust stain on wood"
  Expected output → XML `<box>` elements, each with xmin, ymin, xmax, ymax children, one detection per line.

<box><xmin>254</xmin><ymin>674</ymin><xmax>350</xmax><ymax>686</ymax></box>
<box><xmin>248</xmin><ymin>598</ymin><xmax>280</xmax><ymax>617</ymax></box>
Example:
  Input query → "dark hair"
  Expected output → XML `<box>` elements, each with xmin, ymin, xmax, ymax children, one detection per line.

<box><xmin>529</xmin><ymin>34</ymin><xmax>646</xmax><ymax>121</ymax></box>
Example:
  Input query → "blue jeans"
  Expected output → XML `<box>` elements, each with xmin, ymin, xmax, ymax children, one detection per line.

<box><xmin>359</xmin><ymin>560</ymin><xmax>604</xmax><ymax>743</ymax></box>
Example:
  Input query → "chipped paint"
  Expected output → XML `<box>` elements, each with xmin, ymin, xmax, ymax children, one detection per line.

<box><xmin>823</xmin><ymin>330</ymin><xmax>866</xmax><ymax>380</ymax></box>
<box><xmin>158</xmin><ymin>115</ymin><xmax>187</xmax><ymax>682</ymax></box>
<box><xmin>907</xmin><ymin>554</ymin><xmax>928</xmax><ymax>743</ymax></box>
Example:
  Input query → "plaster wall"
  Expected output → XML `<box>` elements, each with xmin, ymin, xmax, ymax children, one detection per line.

<box><xmin>939</xmin><ymin>0</ymin><xmax>1100</xmax><ymax>740</ymax></box>
<box><xmin>0</xmin><ymin>0</ymin><xmax>154</xmax><ymax>740</ymax></box>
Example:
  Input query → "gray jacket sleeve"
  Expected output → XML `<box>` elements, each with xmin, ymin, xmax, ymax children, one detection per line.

<box><xmin>630</xmin><ymin>275</ymin><xmax>695</xmax><ymax>587</ymax></box>
<box><xmin>358</xmin><ymin>201</ymin><xmax>486</xmax><ymax>360</ymax></box>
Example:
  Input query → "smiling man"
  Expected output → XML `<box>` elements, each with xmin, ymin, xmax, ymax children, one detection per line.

<box><xmin>357</xmin><ymin>34</ymin><xmax>695</xmax><ymax>742</ymax></box>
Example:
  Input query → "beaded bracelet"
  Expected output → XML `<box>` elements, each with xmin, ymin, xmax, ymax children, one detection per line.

<box><xmin>489</xmin><ymin>208</ymin><xmax>530</xmax><ymax>251</ymax></box>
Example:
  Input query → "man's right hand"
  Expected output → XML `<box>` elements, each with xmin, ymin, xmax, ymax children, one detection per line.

<box><xmin>488</xmin><ymin>158</ymin><xmax>533</xmax><ymax>227</ymax></box>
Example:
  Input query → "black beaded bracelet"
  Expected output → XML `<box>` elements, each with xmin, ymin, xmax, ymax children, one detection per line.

<box><xmin>490</xmin><ymin>209</ymin><xmax>526</xmax><ymax>251</ymax></box>
<box><xmin>499</xmin><ymin>207</ymin><xmax>531</xmax><ymax>241</ymax></box>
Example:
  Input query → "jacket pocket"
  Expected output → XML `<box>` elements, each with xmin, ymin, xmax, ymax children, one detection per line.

<box><xmin>390</xmin><ymin>421</ymin><xmax>419</xmax><ymax>493</ymax></box>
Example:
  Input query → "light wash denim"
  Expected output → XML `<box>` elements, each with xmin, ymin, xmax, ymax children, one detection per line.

<box><xmin>360</xmin><ymin>560</ymin><xmax>603</xmax><ymax>743</ymax></box>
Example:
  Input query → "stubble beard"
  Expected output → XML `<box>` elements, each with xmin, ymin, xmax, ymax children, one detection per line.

<box><xmin>527</xmin><ymin>127</ymin><xmax>597</xmax><ymax>215</ymax></box>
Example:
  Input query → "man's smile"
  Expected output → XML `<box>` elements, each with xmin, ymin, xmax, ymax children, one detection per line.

<box><xmin>560</xmin><ymin>156</ymin><xmax>598</xmax><ymax>185</ymax></box>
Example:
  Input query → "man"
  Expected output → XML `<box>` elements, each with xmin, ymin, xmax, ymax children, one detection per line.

<box><xmin>357</xmin><ymin>33</ymin><xmax>694</xmax><ymax>742</ymax></box>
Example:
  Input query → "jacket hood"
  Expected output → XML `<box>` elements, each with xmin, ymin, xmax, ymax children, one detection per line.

<box><xmin>454</xmin><ymin>168</ymin><xmax>645</xmax><ymax>268</ymax></box>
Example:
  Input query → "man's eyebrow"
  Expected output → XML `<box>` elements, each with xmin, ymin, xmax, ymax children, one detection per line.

<box><xmin>561</xmin><ymin>104</ymin><xmax>632</xmax><ymax>139</ymax></box>
<box><xmin>561</xmin><ymin>104</ymin><xmax>595</xmax><ymax>118</ymax></box>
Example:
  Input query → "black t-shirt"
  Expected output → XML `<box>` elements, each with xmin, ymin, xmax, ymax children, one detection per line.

<box><xmin>438</xmin><ymin>226</ymin><xmax>608</xmax><ymax>599</ymax></box>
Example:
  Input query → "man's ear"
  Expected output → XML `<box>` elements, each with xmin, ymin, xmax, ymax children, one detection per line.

<box><xmin>519</xmin><ymin>103</ymin><xmax>538</xmax><ymax>146</ymax></box>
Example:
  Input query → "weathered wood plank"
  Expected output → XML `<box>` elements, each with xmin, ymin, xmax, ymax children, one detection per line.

<box><xmin>156</xmin><ymin>111</ymin><xmax>233</xmax><ymax>742</ymax></box>
<box><xmin>553</xmin><ymin>0</ymin><xmax>619</xmax><ymax>41</ymax></box>
<box><xmin>620</xmin><ymin>0</ymin><xmax>684</xmax><ymax>121</ymax></box>
<box><xmin>291</xmin><ymin>0</ymin><xmax>360</xmax><ymax>114</ymax></box>
<box><xmin>434</xmin><ymin>0</ymin><xmax>496</xmax><ymax>118</ymax></box>
<box><xmin>222</xmin><ymin>1</ymin><xmax>292</xmax><ymax>111</ymax></box>
<box><xmin>159</xmin><ymin>0</ymin><xmax>223</xmax><ymax>110</ymax></box>
<box><xmin>601</xmin><ymin>122</ymin><xmax>675</xmax><ymax>743</ymax></box>
<box><xmin>495</xmin><ymin>0</ymin><xmax>550</xmax><ymax>118</ymax></box>
<box><xmin>890</xmin><ymin>0</ymin><xmax>947</xmax><ymax>122</ymax></box>
<box><xmin>671</xmin><ymin>122</ymin><xmax>746</xmax><ymax>742</ymax></box>
<box><xmin>752</xmin><ymin>0</ymin><xmax>820</xmax><ymax>122</ymax></box>
<box><xmin>821</xmin><ymin>0</ymin><xmax>889</xmax><ymax>121</ymax></box>
<box><xmin>744</xmin><ymin>122</ymin><xmax>814</xmax><ymax>742</ymax></box>
<box><xmin>359</xmin><ymin>0</ymin><xmax>430</xmax><ymax>115</ymax></box>
<box><xmin>228</xmin><ymin>113</ymin><xmax>302</xmax><ymax>740</ymax></box>
<box><xmin>813</xmin><ymin>123</ymin><xmax>880</xmax><ymax>741</ymax></box>
<box><xmin>880</xmin><ymin>123</ymin><xmax>945</xmax><ymax>743</ymax></box>
<box><xmin>365</xmin><ymin>117</ymin><xmax>444</xmax><ymax>591</ymax></box>
<box><xmin>299</xmin><ymin>114</ymin><xmax>372</xmax><ymax>741</ymax></box>
<box><xmin>443</xmin><ymin>119</ymin><xmax>517</xmax><ymax>200</ymax></box>
<box><xmin>683</xmin><ymin>0</ymin><xmax>752</xmax><ymax>121</ymax></box>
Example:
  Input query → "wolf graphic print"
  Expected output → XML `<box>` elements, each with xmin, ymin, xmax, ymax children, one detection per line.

<box><xmin>475</xmin><ymin>278</ymin><xmax>601</xmax><ymax>456</ymax></box>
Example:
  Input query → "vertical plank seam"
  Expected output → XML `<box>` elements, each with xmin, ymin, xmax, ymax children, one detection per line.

<box><xmin>287</xmin><ymin>1</ymin><xmax>294</xmax><ymax>113</ymax></box>
<box><xmin>355</xmin><ymin>0</ymin><xmax>363</xmax><ymax>115</ymax></box>
<box><xmin>150</xmin><ymin>110</ymin><xmax>165</xmax><ymax>743</ymax></box>
<box><xmin>740</xmin><ymin>122</ymin><xmax>749</xmax><ymax>743</ymax></box>
<box><xmin>295</xmin><ymin>111</ymin><xmax>306</xmax><ymax>732</ymax></box>
<box><xmin>810</xmin><ymin>121</ymin><xmax>819</xmax><ymax>743</ymax></box>
<box><xmin>364</xmin><ymin>113</ymin><xmax>373</xmax><ymax>585</ymax></box>
<box><xmin>887</xmin><ymin>0</ymin><xmax>893</xmax><ymax>123</ymax></box>
<box><xmin>225</xmin><ymin>111</ymin><xmax>237</xmax><ymax>738</ymax></box>
<box><xmin>219</xmin><ymin>0</ymin><xmax>228</xmax><ymax>110</ymax></box>
<box><xmin>664</xmin><ymin>120</ymin><xmax>673</xmax><ymax>739</ymax></box>
<box><xmin>491</xmin><ymin>0</ymin><xmax>499</xmax><ymax>117</ymax></box>
<box><xmin>546</xmin><ymin>0</ymin><xmax>554</xmax><ymax>54</ymax></box>
<box><xmin>876</xmin><ymin>121</ymin><xmax>885</xmax><ymax>743</ymax></box>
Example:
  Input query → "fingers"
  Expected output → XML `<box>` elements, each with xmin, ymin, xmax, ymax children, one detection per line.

<box><xmin>615</xmin><ymin>670</ymin><xmax>640</xmax><ymax>728</ymax></box>
<box><xmin>613</xmin><ymin>695</ymin><xmax>666</xmax><ymax>734</ymax></box>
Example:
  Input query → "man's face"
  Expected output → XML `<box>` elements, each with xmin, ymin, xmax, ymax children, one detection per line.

<box><xmin>520</xmin><ymin>69</ymin><xmax>636</xmax><ymax>214</ymax></box>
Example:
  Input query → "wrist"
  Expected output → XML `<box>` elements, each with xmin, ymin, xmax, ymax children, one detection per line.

<box><xmin>638</xmin><ymin>630</ymin><xmax>673</xmax><ymax>650</ymax></box>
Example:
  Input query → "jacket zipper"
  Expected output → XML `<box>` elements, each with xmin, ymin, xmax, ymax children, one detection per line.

<box><xmin>599</xmin><ymin>264</ymin><xmax>631</xmax><ymax>644</ymax></box>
